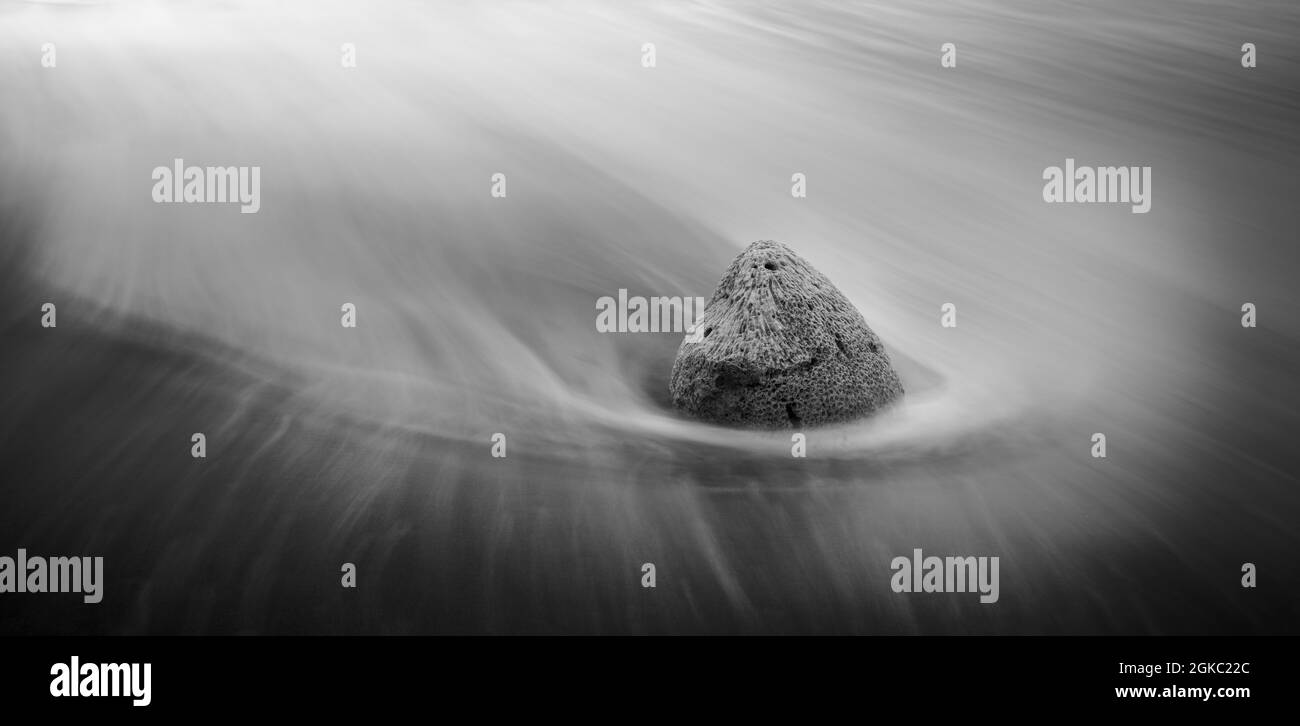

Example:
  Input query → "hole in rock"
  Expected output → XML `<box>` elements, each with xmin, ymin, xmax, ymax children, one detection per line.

<box><xmin>785</xmin><ymin>403</ymin><xmax>802</xmax><ymax>427</ymax></box>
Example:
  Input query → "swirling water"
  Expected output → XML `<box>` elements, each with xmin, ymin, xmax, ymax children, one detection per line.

<box><xmin>0</xmin><ymin>0</ymin><xmax>1296</xmax><ymax>633</ymax></box>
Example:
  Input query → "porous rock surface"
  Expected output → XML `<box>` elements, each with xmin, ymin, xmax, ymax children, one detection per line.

<box><xmin>670</xmin><ymin>240</ymin><xmax>903</xmax><ymax>428</ymax></box>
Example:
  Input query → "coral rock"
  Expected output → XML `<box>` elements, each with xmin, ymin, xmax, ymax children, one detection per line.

<box><xmin>670</xmin><ymin>240</ymin><xmax>903</xmax><ymax>428</ymax></box>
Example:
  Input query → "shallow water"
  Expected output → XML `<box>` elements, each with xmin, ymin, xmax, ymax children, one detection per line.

<box><xmin>0</xmin><ymin>0</ymin><xmax>1297</xmax><ymax>633</ymax></box>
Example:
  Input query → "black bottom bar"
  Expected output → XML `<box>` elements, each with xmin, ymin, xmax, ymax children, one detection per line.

<box><xmin>0</xmin><ymin>635</ymin><xmax>1288</xmax><ymax>715</ymax></box>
